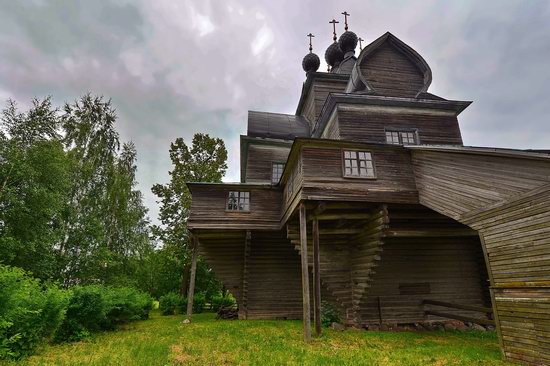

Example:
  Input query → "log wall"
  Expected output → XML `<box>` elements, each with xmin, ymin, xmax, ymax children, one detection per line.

<box><xmin>245</xmin><ymin>144</ymin><xmax>291</xmax><ymax>183</ymax></box>
<box><xmin>411</xmin><ymin>148</ymin><xmax>550</xmax><ymax>365</ymax></box>
<box><xmin>336</xmin><ymin>105</ymin><xmax>463</xmax><ymax>145</ymax></box>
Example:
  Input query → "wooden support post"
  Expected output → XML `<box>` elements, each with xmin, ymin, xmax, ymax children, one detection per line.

<box><xmin>299</xmin><ymin>203</ymin><xmax>312</xmax><ymax>342</ymax></box>
<box><xmin>312</xmin><ymin>217</ymin><xmax>321</xmax><ymax>337</ymax></box>
<box><xmin>240</xmin><ymin>230</ymin><xmax>251</xmax><ymax>319</ymax></box>
<box><xmin>186</xmin><ymin>235</ymin><xmax>199</xmax><ymax>319</ymax></box>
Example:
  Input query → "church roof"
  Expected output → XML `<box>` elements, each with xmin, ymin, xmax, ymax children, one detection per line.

<box><xmin>247</xmin><ymin>111</ymin><xmax>311</xmax><ymax>140</ymax></box>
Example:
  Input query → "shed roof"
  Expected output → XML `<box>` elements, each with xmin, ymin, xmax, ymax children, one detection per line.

<box><xmin>247</xmin><ymin>111</ymin><xmax>311</xmax><ymax>140</ymax></box>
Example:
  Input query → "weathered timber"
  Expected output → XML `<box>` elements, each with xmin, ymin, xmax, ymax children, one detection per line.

<box><xmin>186</xmin><ymin>236</ymin><xmax>199</xmax><ymax>318</ymax></box>
<box><xmin>424</xmin><ymin>310</ymin><xmax>495</xmax><ymax>326</ymax></box>
<box><xmin>239</xmin><ymin>230</ymin><xmax>251</xmax><ymax>319</ymax></box>
<box><xmin>299</xmin><ymin>203</ymin><xmax>312</xmax><ymax>341</ymax></box>
<box><xmin>312</xmin><ymin>218</ymin><xmax>321</xmax><ymax>336</ymax></box>
<box><xmin>423</xmin><ymin>299</ymin><xmax>493</xmax><ymax>314</ymax></box>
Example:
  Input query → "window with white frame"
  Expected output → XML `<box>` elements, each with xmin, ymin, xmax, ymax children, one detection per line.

<box><xmin>227</xmin><ymin>191</ymin><xmax>250</xmax><ymax>211</ymax></box>
<box><xmin>272</xmin><ymin>162</ymin><xmax>285</xmax><ymax>184</ymax></box>
<box><xmin>385</xmin><ymin>130</ymin><xmax>419</xmax><ymax>145</ymax></box>
<box><xmin>343</xmin><ymin>150</ymin><xmax>375</xmax><ymax>178</ymax></box>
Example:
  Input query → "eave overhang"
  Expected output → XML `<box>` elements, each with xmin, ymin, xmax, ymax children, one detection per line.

<box><xmin>239</xmin><ymin>135</ymin><xmax>293</xmax><ymax>183</ymax></box>
<box><xmin>406</xmin><ymin>145</ymin><xmax>550</xmax><ymax>161</ymax></box>
<box><xmin>312</xmin><ymin>93</ymin><xmax>472</xmax><ymax>138</ymax></box>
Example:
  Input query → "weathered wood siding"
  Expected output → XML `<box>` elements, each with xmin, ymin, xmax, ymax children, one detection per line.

<box><xmin>359</xmin><ymin>43</ymin><xmax>424</xmax><ymax>98</ymax></box>
<box><xmin>245</xmin><ymin>144</ymin><xmax>291</xmax><ymax>183</ymax></box>
<box><xmin>411</xmin><ymin>148</ymin><xmax>550</xmax><ymax>365</ymax></box>
<box><xmin>300</xmin><ymin>78</ymin><xmax>348</xmax><ymax>122</ymax></box>
<box><xmin>245</xmin><ymin>231</ymin><xmax>303</xmax><ymax>319</ymax></box>
<box><xmin>188</xmin><ymin>185</ymin><xmax>282</xmax><ymax>230</ymax></box>
<box><xmin>361</xmin><ymin>236</ymin><xmax>489</xmax><ymax>324</ymax></box>
<box><xmin>336</xmin><ymin>106</ymin><xmax>463</xmax><ymax>145</ymax></box>
<box><xmin>300</xmin><ymin>145</ymin><xmax>418</xmax><ymax>204</ymax></box>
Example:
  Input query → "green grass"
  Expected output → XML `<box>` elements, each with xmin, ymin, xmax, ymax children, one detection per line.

<box><xmin>5</xmin><ymin>311</ymin><xmax>515</xmax><ymax>366</ymax></box>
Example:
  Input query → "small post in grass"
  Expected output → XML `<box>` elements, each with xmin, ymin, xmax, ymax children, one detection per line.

<box><xmin>186</xmin><ymin>235</ymin><xmax>199</xmax><ymax>321</ymax></box>
<box><xmin>299</xmin><ymin>202</ymin><xmax>312</xmax><ymax>342</ymax></box>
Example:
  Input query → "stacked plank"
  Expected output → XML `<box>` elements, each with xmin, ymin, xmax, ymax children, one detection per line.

<box><xmin>411</xmin><ymin>148</ymin><xmax>550</xmax><ymax>365</ymax></box>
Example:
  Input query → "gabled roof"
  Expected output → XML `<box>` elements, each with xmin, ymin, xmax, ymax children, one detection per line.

<box><xmin>247</xmin><ymin>111</ymin><xmax>311</xmax><ymax>140</ymax></box>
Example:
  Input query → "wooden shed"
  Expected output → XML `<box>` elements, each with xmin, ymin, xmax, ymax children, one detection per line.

<box><xmin>186</xmin><ymin>31</ymin><xmax>550</xmax><ymax>365</ymax></box>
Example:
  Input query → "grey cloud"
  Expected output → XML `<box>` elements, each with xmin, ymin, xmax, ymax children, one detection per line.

<box><xmin>1</xmin><ymin>0</ymin><xmax>549</xmax><ymax>224</ymax></box>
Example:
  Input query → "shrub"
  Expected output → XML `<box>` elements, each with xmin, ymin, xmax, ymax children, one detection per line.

<box><xmin>321</xmin><ymin>301</ymin><xmax>341</xmax><ymax>327</ymax></box>
<box><xmin>55</xmin><ymin>285</ymin><xmax>153</xmax><ymax>342</ymax></box>
<box><xmin>0</xmin><ymin>265</ymin><xmax>69</xmax><ymax>360</ymax></box>
<box><xmin>103</xmin><ymin>287</ymin><xmax>153</xmax><ymax>328</ymax></box>
<box><xmin>211</xmin><ymin>294</ymin><xmax>236</xmax><ymax>312</ymax></box>
<box><xmin>177</xmin><ymin>293</ymin><xmax>206</xmax><ymax>314</ymax></box>
<box><xmin>159</xmin><ymin>292</ymin><xmax>179</xmax><ymax>316</ymax></box>
<box><xmin>54</xmin><ymin>285</ymin><xmax>108</xmax><ymax>342</ymax></box>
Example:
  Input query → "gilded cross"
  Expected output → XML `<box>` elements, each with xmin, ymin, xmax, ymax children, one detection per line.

<box><xmin>329</xmin><ymin>19</ymin><xmax>339</xmax><ymax>41</ymax></box>
<box><xmin>342</xmin><ymin>11</ymin><xmax>350</xmax><ymax>31</ymax></box>
<box><xmin>307</xmin><ymin>33</ymin><xmax>315</xmax><ymax>52</ymax></box>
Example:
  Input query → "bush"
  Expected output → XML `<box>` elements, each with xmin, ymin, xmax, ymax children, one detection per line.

<box><xmin>103</xmin><ymin>287</ymin><xmax>153</xmax><ymax>327</ymax></box>
<box><xmin>321</xmin><ymin>301</ymin><xmax>341</xmax><ymax>327</ymax></box>
<box><xmin>159</xmin><ymin>293</ymin><xmax>179</xmax><ymax>316</ymax></box>
<box><xmin>54</xmin><ymin>285</ymin><xmax>108</xmax><ymax>342</ymax></box>
<box><xmin>177</xmin><ymin>293</ymin><xmax>206</xmax><ymax>314</ymax></box>
<box><xmin>211</xmin><ymin>294</ymin><xmax>236</xmax><ymax>312</ymax></box>
<box><xmin>55</xmin><ymin>285</ymin><xmax>152</xmax><ymax>342</ymax></box>
<box><xmin>0</xmin><ymin>265</ymin><xmax>69</xmax><ymax>360</ymax></box>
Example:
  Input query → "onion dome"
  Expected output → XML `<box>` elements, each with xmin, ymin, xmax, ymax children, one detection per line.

<box><xmin>302</xmin><ymin>52</ymin><xmax>320</xmax><ymax>74</ymax></box>
<box><xmin>324</xmin><ymin>42</ymin><xmax>344</xmax><ymax>68</ymax></box>
<box><xmin>338</xmin><ymin>30</ymin><xmax>358</xmax><ymax>54</ymax></box>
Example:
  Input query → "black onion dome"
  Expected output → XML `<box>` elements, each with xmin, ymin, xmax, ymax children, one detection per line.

<box><xmin>324</xmin><ymin>42</ymin><xmax>344</xmax><ymax>67</ymax></box>
<box><xmin>338</xmin><ymin>30</ymin><xmax>358</xmax><ymax>54</ymax></box>
<box><xmin>302</xmin><ymin>52</ymin><xmax>320</xmax><ymax>73</ymax></box>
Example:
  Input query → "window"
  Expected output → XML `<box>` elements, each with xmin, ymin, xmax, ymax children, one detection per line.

<box><xmin>227</xmin><ymin>191</ymin><xmax>250</xmax><ymax>211</ymax></box>
<box><xmin>385</xmin><ymin>129</ymin><xmax>419</xmax><ymax>145</ymax></box>
<box><xmin>343</xmin><ymin>150</ymin><xmax>375</xmax><ymax>178</ymax></box>
<box><xmin>272</xmin><ymin>162</ymin><xmax>285</xmax><ymax>184</ymax></box>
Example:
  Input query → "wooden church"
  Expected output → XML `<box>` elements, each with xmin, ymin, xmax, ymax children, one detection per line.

<box><xmin>186</xmin><ymin>14</ymin><xmax>550</xmax><ymax>365</ymax></box>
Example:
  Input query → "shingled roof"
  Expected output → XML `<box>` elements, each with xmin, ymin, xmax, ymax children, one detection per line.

<box><xmin>247</xmin><ymin>111</ymin><xmax>311</xmax><ymax>140</ymax></box>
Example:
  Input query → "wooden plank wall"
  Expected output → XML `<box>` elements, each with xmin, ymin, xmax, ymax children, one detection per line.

<box><xmin>300</xmin><ymin>145</ymin><xmax>418</xmax><ymax>203</ymax></box>
<box><xmin>336</xmin><ymin>106</ymin><xmax>463</xmax><ymax>145</ymax></box>
<box><xmin>300</xmin><ymin>78</ymin><xmax>348</xmax><ymax>122</ymax></box>
<box><xmin>245</xmin><ymin>144</ymin><xmax>291</xmax><ymax>183</ymax></box>
<box><xmin>359</xmin><ymin>43</ymin><xmax>424</xmax><ymax>98</ymax></box>
<box><xmin>411</xmin><ymin>149</ymin><xmax>550</xmax><ymax>365</ymax></box>
<box><xmin>245</xmin><ymin>230</ymin><xmax>304</xmax><ymax>319</ymax></box>
<box><xmin>187</xmin><ymin>185</ymin><xmax>282</xmax><ymax>230</ymax></box>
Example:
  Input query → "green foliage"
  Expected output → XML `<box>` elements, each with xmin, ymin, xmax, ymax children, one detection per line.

<box><xmin>178</xmin><ymin>293</ymin><xmax>206</xmax><ymax>314</ymax></box>
<box><xmin>320</xmin><ymin>301</ymin><xmax>341</xmax><ymax>327</ymax></box>
<box><xmin>150</xmin><ymin>134</ymin><xmax>227</xmax><ymax>301</ymax></box>
<box><xmin>211</xmin><ymin>294</ymin><xmax>236</xmax><ymax>312</ymax></box>
<box><xmin>159</xmin><ymin>293</ymin><xmax>179</xmax><ymax>316</ymax></box>
<box><xmin>0</xmin><ymin>265</ymin><xmax>68</xmax><ymax>360</ymax></box>
<box><xmin>0</xmin><ymin>95</ymin><xmax>152</xmax><ymax>286</ymax></box>
<box><xmin>55</xmin><ymin>285</ymin><xmax>153</xmax><ymax>342</ymax></box>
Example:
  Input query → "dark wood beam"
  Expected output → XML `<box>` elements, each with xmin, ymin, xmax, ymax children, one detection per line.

<box><xmin>299</xmin><ymin>203</ymin><xmax>312</xmax><ymax>342</ymax></box>
<box><xmin>186</xmin><ymin>235</ymin><xmax>199</xmax><ymax>319</ymax></box>
<box><xmin>312</xmin><ymin>218</ymin><xmax>321</xmax><ymax>337</ymax></box>
<box><xmin>240</xmin><ymin>230</ymin><xmax>251</xmax><ymax>320</ymax></box>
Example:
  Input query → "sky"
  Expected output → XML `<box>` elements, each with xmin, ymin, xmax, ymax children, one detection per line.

<box><xmin>1</xmin><ymin>0</ymin><xmax>550</xmax><ymax>225</ymax></box>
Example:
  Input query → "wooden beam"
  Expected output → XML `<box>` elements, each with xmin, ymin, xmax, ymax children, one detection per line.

<box><xmin>425</xmin><ymin>310</ymin><xmax>495</xmax><ymax>326</ymax></box>
<box><xmin>186</xmin><ymin>235</ymin><xmax>199</xmax><ymax>319</ymax></box>
<box><xmin>299</xmin><ymin>203</ymin><xmax>312</xmax><ymax>342</ymax></box>
<box><xmin>312</xmin><ymin>218</ymin><xmax>321</xmax><ymax>337</ymax></box>
<box><xmin>423</xmin><ymin>299</ymin><xmax>493</xmax><ymax>314</ymax></box>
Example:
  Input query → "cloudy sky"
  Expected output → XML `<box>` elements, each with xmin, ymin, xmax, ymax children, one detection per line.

<box><xmin>1</xmin><ymin>0</ymin><xmax>550</xmax><ymax>224</ymax></box>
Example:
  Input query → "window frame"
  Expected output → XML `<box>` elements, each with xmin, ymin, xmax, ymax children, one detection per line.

<box><xmin>271</xmin><ymin>162</ymin><xmax>285</xmax><ymax>185</ymax></box>
<box><xmin>341</xmin><ymin>149</ymin><xmax>377</xmax><ymax>180</ymax></box>
<box><xmin>225</xmin><ymin>191</ymin><xmax>251</xmax><ymax>212</ymax></box>
<box><xmin>384</xmin><ymin>128</ymin><xmax>420</xmax><ymax>146</ymax></box>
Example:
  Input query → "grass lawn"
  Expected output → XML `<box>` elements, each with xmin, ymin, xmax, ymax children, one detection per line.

<box><xmin>6</xmin><ymin>311</ymin><xmax>515</xmax><ymax>366</ymax></box>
